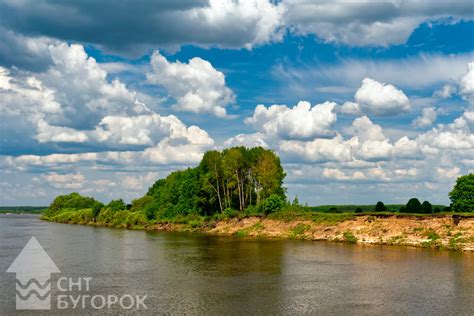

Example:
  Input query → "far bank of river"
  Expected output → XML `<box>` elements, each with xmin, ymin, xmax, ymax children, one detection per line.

<box><xmin>44</xmin><ymin>214</ymin><xmax>474</xmax><ymax>251</ymax></box>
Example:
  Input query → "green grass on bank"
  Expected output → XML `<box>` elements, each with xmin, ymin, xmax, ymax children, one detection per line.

<box><xmin>307</xmin><ymin>204</ymin><xmax>448</xmax><ymax>213</ymax></box>
<box><xmin>42</xmin><ymin>203</ymin><xmax>473</xmax><ymax>232</ymax></box>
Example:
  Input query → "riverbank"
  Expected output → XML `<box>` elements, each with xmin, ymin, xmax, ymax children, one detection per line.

<box><xmin>43</xmin><ymin>212</ymin><xmax>474</xmax><ymax>251</ymax></box>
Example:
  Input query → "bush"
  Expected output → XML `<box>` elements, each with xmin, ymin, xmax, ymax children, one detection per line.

<box><xmin>143</xmin><ymin>201</ymin><xmax>161</xmax><ymax>221</ymax></box>
<box><xmin>433</xmin><ymin>207</ymin><xmax>441</xmax><ymax>213</ymax></box>
<box><xmin>91</xmin><ymin>201</ymin><xmax>104</xmax><ymax>218</ymax></box>
<box><xmin>375</xmin><ymin>201</ymin><xmax>387</xmax><ymax>212</ymax></box>
<box><xmin>355</xmin><ymin>208</ymin><xmax>363</xmax><ymax>213</ymax></box>
<box><xmin>260</xmin><ymin>194</ymin><xmax>285</xmax><ymax>215</ymax></box>
<box><xmin>343</xmin><ymin>231</ymin><xmax>358</xmax><ymax>243</ymax></box>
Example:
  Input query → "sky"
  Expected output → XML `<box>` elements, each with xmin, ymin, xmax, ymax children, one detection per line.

<box><xmin>0</xmin><ymin>0</ymin><xmax>473</xmax><ymax>206</ymax></box>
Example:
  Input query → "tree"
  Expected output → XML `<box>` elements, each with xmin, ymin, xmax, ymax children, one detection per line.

<box><xmin>375</xmin><ymin>201</ymin><xmax>386</xmax><ymax>212</ymax></box>
<box><xmin>420</xmin><ymin>201</ymin><xmax>433</xmax><ymax>214</ymax></box>
<box><xmin>107</xmin><ymin>199</ymin><xmax>127</xmax><ymax>212</ymax></box>
<box><xmin>131</xmin><ymin>195</ymin><xmax>154</xmax><ymax>212</ymax></box>
<box><xmin>405</xmin><ymin>198</ymin><xmax>422</xmax><ymax>213</ymax></box>
<box><xmin>449</xmin><ymin>174</ymin><xmax>474</xmax><ymax>213</ymax></box>
<box><xmin>292</xmin><ymin>195</ymin><xmax>300</xmax><ymax>206</ymax></box>
<box><xmin>45</xmin><ymin>192</ymin><xmax>99</xmax><ymax>216</ymax></box>
<box><xmin>92</xmin><ymin>201</ymin><xmax>104</xmax><ymax>218</ymax></box>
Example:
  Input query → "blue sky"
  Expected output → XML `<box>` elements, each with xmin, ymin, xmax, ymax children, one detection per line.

<box><xmin>0</xmin><ymin>0</ymin><xmax>473</xmax><ymax>206</ymax></box>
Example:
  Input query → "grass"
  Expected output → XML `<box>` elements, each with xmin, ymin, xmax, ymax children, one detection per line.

<box><xmin>268</xmin><ymin>206</ymin><xmax>355</xmax><ymax>224</ymax></box>
<box><xmin>289</xmin><ymin>223</ymin><xmax>311</xmax><ymax>239</ymax></box>
<box><xmin>343</xmin><ymin>231</ymin><xmax>358</xmax><ymax>243</ymax></box>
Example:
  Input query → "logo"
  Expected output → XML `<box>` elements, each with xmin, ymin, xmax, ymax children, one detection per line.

<box><xmin>6</xmin><ymin>237</ymin><xmax>60</xmax><ymax>310</ymax></box>
<box><xmin>6</xmin><ymin>236</ymin><xmax>148</xmax><ymax>311</ymax></box>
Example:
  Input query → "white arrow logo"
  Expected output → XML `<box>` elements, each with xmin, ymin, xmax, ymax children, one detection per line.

<box><xmin>6</xmin><ymin>237</ymin><xmax>60</xmax><ymax>310</ymax></box>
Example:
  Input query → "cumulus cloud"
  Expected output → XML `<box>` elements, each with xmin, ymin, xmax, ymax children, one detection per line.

<box><xmin>0</xmin><ymin>42</ymin><xmax>215</xmax><ymax>167</ymax></box>
<box><xmin>245</xmin><ymin>101</ymin><xmax>337</xmax><ymax>139</ymax></box>
<box><xmin>223</xmin><ymin>133</ymin><xmax>269</xmax><ymax>148</ymax></box>
<box><xmin>0</xmin><ymin>0</ymin><xmax>285</xmax><ymax>54</ymax></box>
<box><xmin>459</xmin><ymin>62</ymin><xmax>474</xmax><ymax>104</ymax></box>
<box><xmin>147</xmin><ymin>51</ymin><xmax>235</xmax><ymax>117</ymax></box>
<box><xmin>412</xmin><ymin>107</ymin><xmax>437</xmax><ymax>128</ymax></box>
<box><xmin>351</xmin><ymin>78</ymin><xmax>411</xmax><ymax>116</ymax></box>
<box><xmin>279</xmin><ymin>135</ymin><xmax>355</xmax><ymax>163</ymax></box>
<box><xmin>42</xmin><ymin>172</ymin><xmax>86</xmax><ymax>189</ymax></box>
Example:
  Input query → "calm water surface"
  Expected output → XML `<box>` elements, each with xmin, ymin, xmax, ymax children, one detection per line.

<box><xmin>0</xmin><ymin>215</ymin><xmax>472</xmax><ymax>315</ymax></box>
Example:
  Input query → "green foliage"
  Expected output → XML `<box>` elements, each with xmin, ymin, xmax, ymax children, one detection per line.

<box><xmin>290</xmin><ymin>223</ymin><xmax>310</xmax><ymax>238</ymax></box>
<box><xmin>420</xmin><ymin>201</ymin><xmax>433</xmax><ymax>214</ymax></box>
<box><xmin>292</xmin><ymin>195</ymin><xmax>300</xmax><ymax>206</ymax></box>
<box><xmin>405</xmin><ymin>198</ymin><xmax>422</xmax><ymax>213</ymax></box>
<box><xmin>355</xmin><ymin>208</ymin><xmax>363</xmax><ymax>213</ymax></box>
<box><xmin>131</xmin><ymin>195</ymin><xmax>154</xmax><ymax>212</ymax></box>
<box><xmin>45</xmin><ymin>192</ymin><xmax>99</xmax><ymax>216</ymax></box>
<box><xmin>145</xmin><ymin>146</ymin><xmax>286</xmax><ymax>218</ymax></box>
<box><xmin>375</xmin><ymin>201</ymin><xmax>387</xmax><ymax>212</ymax></box>
<box><xmin>107</xmin><ymin>199</ymin><xmax>127</xmax><ymax>212</ymax></box>
<box><xmin>260</xmin><ymin>194</ymin><xmax>285</xmax><ymax>215</ymax></box>
<box><xmin>343</xmin><ymin>231</ymin><xmax>358</xmax><ymax>243</ymax></box>
<box><xmin>449</xmin><ymin>174</ymin><xmax>474</xmax><ymax>212</ymax></box>
<box><xmin>91</xmin><ymin>201</ymin><xmax>104</xmax><ymax>218</ymax></box>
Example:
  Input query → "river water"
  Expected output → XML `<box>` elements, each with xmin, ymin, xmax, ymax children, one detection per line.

<box><xmin>0</xmin><ymin>215</ymin><xmax>472</xmax><ymax>315</ymax></box>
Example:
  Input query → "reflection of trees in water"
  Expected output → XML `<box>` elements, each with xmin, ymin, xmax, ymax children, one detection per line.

<box><xmin>154</xmin><ymin>232</ymin><xmax>285</xmax><ymax>314</ymax></box>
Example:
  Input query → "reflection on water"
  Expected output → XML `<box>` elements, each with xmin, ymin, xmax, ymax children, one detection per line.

<box><xmin>0</xmin><ymin>215</ymin><xmax>472</xmax><ymax>315</ymax></box>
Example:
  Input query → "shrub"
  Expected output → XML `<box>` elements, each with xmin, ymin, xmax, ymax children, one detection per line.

<box><xmin>260</xmin><ymin>194</ymin><xmax>285</xmax><ymax>215</ymax></box>
<box><xmin>433</xmin><ymin>207</ymin><xmax>441</xmax><ymax>213</ymax></box>
<box><xmin>355</xmin><ymin>208</ymin><xmax>363</xmax><ymax>213</ymax></box>
<box><xmin>143</xmin><ymin>201</ymin><xmax>161</xmax><ymax>221</ymax></box>
<box><xmin>343</xmin><ymin>231</ymin><xmax>358</xmax><ymax>243</ymax></box>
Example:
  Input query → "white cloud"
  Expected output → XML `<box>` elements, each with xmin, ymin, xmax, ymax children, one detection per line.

<box><xmin>1</xmin><ymin>42</ymin><xmax>215</xmax><ymax>167</ymax></box>
<box><xmin>433</xmin><ymin>83</ymin><xmax>457</xmax><ymax>99</ymax></box>
<box><xmin>279</xmin><ymin>135</ymin><xmax>355</xmax><ymax>163</ymax></box>
<box><xmin>245</xmin><ymin>101</ymin><xmax>337</xmax><ymax>139</ymax></box>
<box><xmin>459</xmin><ymin>62</ymin><xmax>474</xmax><ymax>104</ymax></box>
<box><xmin>412</xmin><ymin>107</ymin><xmax>437</xmax><ymax>128</ymax></box>
<box><xmin>223</xmin><ymin>133</ymin><xmax>269</xmax><ymax>148</ymax></box>
<box><xmin>274</xmin><ymin>53</ymin><xmax>474</xmax><ymax>100</ymax></box>
<box><xmin>352</xmin><ymin>78</ymin><xmax>411</xmax><ymax>116</ymax></box>
<box><xmin>282</xmin><ymin>0</ymin><xmax>474</xmax><ymax>47</ymax></box>
<box><xmin>436</xmin><ymin>167</ymin><xmax>461</xmax><ymax>180</ymax></box>
<box><xmin>147</xmin><ymin>51</ymin><xmax>235</xmax><ymax>117</ymax></box>
<box><xmin>42</xmin><ymin>172</ymin><xmax>86</xmax><ymax>189</ymax></box>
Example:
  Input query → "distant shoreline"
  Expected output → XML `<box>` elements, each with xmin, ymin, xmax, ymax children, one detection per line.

<box><xmin>42</xmin><ymin>213</ymin><xmax>474</xmax><ymax>252</ymax></box>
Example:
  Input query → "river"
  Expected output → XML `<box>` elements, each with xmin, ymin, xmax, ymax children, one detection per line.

<box><xmin>0</xmin><ymin>215</ymin><xmax>472</xmax><ymax>315</ymax></box>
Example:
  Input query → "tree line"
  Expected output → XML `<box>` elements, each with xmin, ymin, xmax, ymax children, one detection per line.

<box><xmin>44</xmin><ymin>147</ymin><xmax>287</xmax><ymax>220</ymax></box>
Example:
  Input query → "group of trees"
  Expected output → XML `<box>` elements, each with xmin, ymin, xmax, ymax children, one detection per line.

<box><xmin>144</xmin><ymin>147</ymin><xmax>286</xmax><ymax>219</ymax></box>
<box><xmin>44</xmin><ymin>147</ymin><xmax>287</xmax><ymax>221</ymax></box>
<box><xmin>370</xmin><ymin>174</ymin><xmax>473</xmax><ymax>213</ymax></box>
<box><xmin>374</xmin><ymin>199</ymin><xmax>440</xmax><ymax>214</ymax></box>
<box><xmin>44</xmin><ymin>160</ymin><xmax>473</xmax><ymax>222</ymax></box>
